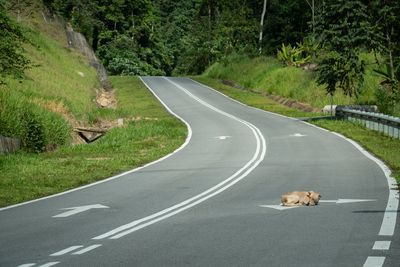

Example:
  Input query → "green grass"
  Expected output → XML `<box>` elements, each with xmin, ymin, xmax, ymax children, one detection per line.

<box><xmin>204</xmin><ymin>55</ymin><xmax>381</xmax><ymax>110</ymax></box>
<box><xmin>7</xmin><ymin>28</ymin><xmax>99</xmax><ymax>121</ymax></box>
<box><xmin>193</xmin><ymin>76</ymin><xmax>322</xmax><ymax>118</ymax></box>
<box><xmin>0</xmin><ymin>76</ymin><xmax>187</xmax><ymax>207</ymax></box>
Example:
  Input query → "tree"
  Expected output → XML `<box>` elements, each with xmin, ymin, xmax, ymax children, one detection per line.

<box><xmin>0</xmin><ymin>0</ymin><xmax>31</xmax><ymax>84</ymax></box>
<box><xmin>369</xmin><ymin>0</ymin><xmax>400</xmax><ymax>114</ymax></box>
<box><xmin>315</xmin><ymin>0</ymin><xmax>373</xmax><ymax>97</ymax></box>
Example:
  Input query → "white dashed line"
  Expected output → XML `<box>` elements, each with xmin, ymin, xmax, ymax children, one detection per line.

<box><xmin>71</xmin><ymin>244</ymin><xmax>102</xmax><ymax>255</ymax></box>
<box><xmin>372</xmin><ymin>241</ymin><xmax>391</xmax><ymax>250</ymax></box>
<box><xmin>50</xmin><ymin>246</ymin><xmax>83</xmax><ymax>256</ymax></box>
<box><xmin>363</xmin><ymin>256</ymin><xmax>385</xmax><ymax>267</ymax></box>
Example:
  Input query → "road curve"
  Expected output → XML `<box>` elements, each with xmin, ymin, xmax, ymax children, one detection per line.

<box><xmin>0</xmin><ymin>77</ymin><xmax>398</xmax><ymax>267</ymax></box>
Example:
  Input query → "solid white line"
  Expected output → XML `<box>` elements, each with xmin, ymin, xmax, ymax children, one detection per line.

<box><xmin>38</xmin><ymin>262</ymin><xmax>60</xmax><ymax>267</ymax></box>
<box><xmin>328</xmin><ymin>131</ymin><xmax>398</xmax><ymax>237</ymax></box>
<box><xmin>50</xmin><ymin>246</ymin><xmax>83</xmax><ymax>256</ymax></box>
<box><xmin>188</xmin><ymin>78</ymin><xmax>298</xmax><ymax>122</ymax></box>
<box><xmin>110</xmin><ymin>139</ymin><xmax>266</xmax><ymax>239</ymax></box>
<box><xmin>93</xmin><ymin>77</ymin><xmax>266</xmax><ymax>240</ymax></box>
<box><xmin>363</xmin><ymin>256</ymin><xmax>385</xmax><ymax>267</ymax></box>
<box><xmin>190</xmin><ymin>78</ymin><xmax>398</xmax><ymax>243</ymax></box>
<box><xmin>0</xmin><ymin>78</ymin><xmax>193</xmax><ymax>212</ymax></box>
<box><xmin>71</xmin><ymin>244</ymin><xmax>102</xmax><ymax>255</ymax></box>
<box><xmin>372</xmin><ymin>241</ymin><xmax>391</xmax><ymax>250</ymax></box>
<box><xmin>17</xmin><ymin>264</ymin><xmax>36</xmax><ymax>267</ymax></box>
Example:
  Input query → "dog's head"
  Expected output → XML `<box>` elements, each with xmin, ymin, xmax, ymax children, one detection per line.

<box><xmin>308</xmin><ymin>191</ymin><xmax>321</xmax><ymax>205</ymax></box>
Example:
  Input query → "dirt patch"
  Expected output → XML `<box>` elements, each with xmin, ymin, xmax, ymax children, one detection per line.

<box><xmin>96</xmin><ymin>89</ymin><xmax>117</xmax><ymax>109</ymax></box>
<box><xmin>268</xmin><ymin>95</ymin><xmax>318</xmax><ymax>113</ymax></box>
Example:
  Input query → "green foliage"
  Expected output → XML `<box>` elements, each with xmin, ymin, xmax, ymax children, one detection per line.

<box><xmin>203</xmin><ymin>54</ymin><xmax>379</xmax><ymax>109</ymax></box>
<box><xmin>260</xmin><ymin>0</ymin><xmax>312</xmax><ymax>54</ymax></box>
<box><xmin>315</xmin><ymin>0</ymin><xmax>372</xmax><ymax>97</ymax></box>
<box><xmin>0</xmin><ymin>1</ymin><xmax>31</xmax><ymax>83</ymax></box>
<box><xmin>43</xmin><ymin>0</ymin><xmax>315</xmax><ymax>75</ymax></box>
<box><xmin>277</xmin><ymin>43</ymin><xmax>311</xmax><ymax>67</ymax></box>
<box><xmin>23</xmin><ymin>111</ymin><xmax>46</xmax><ymax>153</ymax></box>
<box><xmin>0</xmin><ymin>88</ymin><xmax>70</xmax><ymax>153</ymax></box>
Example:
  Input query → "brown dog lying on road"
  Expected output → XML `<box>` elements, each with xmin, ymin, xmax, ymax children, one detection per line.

<box><xmin>281</xmin><ymin>191</ymin><xmax>321</xmax><ymax>206</ymax></box>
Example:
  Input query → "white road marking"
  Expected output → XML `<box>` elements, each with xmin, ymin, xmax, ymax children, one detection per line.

<box><xmin>17</xmin><ymin>264</ymin><xmax>36</xmax><ymax>267</ymax></box>
<box><xmin>71</xmin><ymin>244</ymin><xmax>102</xmax><ymax>255</ymax></box>
<box><xmin>304</xmin><ymin>122</ymin><xmax>398</xmax><ymax>238</ymax></box>
<box><xmin>50</xmin><ymin>246</ymin><xmax>83</xmax><ymax>256</ymax></box>
<box><xmin>52</xmin><ymin>204</ymin><xmax>109</xmax><ymax>218</ymax></box>
<box><xmin>261</xmin><ymin>199</ymin><xmax>377</xmax><ymax>211</ymax></box>
<box><xmin>363</xmin><ymin>256</ymin><xmax>385</xmax><ymax>267</ymax></box>
<box><xmin>290</xmin><ymin>133</ymin><xmax>306</xmax><ymax>137</ymax></box>
<box><xmin>192</xmin><ymin>77</ymin><xmax>398</xmax><ymax>239</ymax></box>
<box><xmin>372</xmin><ymin>241</ymin><xmax>391</xmax><ymax>250</ymax></box>
<box><xmin>215</xmin><ymin>135</ymin><xmax>231</xmax><ymax>140</ymax></box>
<box><xmin>319</xmin><ymin>199</ymin><xmax>376</xmax><ymax>204</ymax></box>
<box><xmin>38</xmin><ymin>262</ymin><xmax>60</xmax><ymax>267</ymax></box>
<box><xmin>379</xmin><ymin>187</ymin><xmax>399</xmax><ymax>236</ymax></box>
<box><xmin>259</xmin><ymin>205</ymin><xmax>298</xmax><ymax>210</ymax></box>
<box><xmin>92</xmin><ymin>77</ymin><xmax>267</xmax><ymax>240</ymax></box>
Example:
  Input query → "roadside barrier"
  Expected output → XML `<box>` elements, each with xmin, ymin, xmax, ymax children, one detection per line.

<box><xmin>336</xmin><ymin>107</ymin><xmax>400</xmax><ymax>139</ymax></box>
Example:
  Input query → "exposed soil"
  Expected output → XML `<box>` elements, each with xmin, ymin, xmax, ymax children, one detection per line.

<box><xmin>96</xmin><ymin>89</ymin><xmax>117</xmax><ymax>109</ymax></box>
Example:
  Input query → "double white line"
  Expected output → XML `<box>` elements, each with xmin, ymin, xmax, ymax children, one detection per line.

<box><xmin>93</xmin><ymin>77</ymin><xmax>266</xmax><ymax>240</ymax></box>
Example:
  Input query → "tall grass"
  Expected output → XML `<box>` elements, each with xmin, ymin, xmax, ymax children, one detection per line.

<box><xmin>205</xmin><ymin>55</ymin><xmax>382</xmax><ymax>109</ymax></box>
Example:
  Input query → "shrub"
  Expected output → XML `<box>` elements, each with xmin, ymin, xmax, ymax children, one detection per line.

<box><xmin>0</xmin><ymin>88</ymin><xmax>70</xmax><ymax>152</ymax></box>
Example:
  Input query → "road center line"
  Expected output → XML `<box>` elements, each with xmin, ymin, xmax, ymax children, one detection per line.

<box><xmin>50</xmin><ymin>246</ymin><xmax>83</xmax><ymax>257</ymax></box>
<box><xmin>363</xmin><ymin>256</ymin><xmax>385</xmax><ymax>267</ymax></box>
<box><xmin>92</xmin><ymin>77</ymin><xmax>266</xmax><ymax>240</ymax></box>
<box><xmin>71</xmin><ymin>244</ymin><xmax>102</xmax><ymax>255</ymax></box>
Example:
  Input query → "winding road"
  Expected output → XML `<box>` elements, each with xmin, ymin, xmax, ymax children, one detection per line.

<box><xmin>0</xmin><ymin>77</ymin><xmax>399</xmax><ymax>267</ymax></box>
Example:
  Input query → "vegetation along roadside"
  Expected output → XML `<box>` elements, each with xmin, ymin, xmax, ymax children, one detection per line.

<box><xmin>0</xmin><ymin>76</ymin><xmax>186</xmax><ymax>208</ymax></box>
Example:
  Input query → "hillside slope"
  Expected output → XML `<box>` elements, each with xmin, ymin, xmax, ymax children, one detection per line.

<box><xmin>0</xmin><ymin>5</ymin><xmax>186</xmax><ymax>207</ymax></box>
<box><xmin>203</xmin><ymin>55</ymin><xmax>383</xmax><ymax>112</ymax></box>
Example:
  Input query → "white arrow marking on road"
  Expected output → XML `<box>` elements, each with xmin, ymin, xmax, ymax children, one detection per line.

<box><xmin>290</xmin><ymin>133</ymin><xmax>307</xmax><ymax>137</ymax></box>
<box><xmin>319</xmin><ymin>199</ymin><xmax>376</xmax><ymax>204</ymax></box>
<box><xmin>52</xmin><ymin>204</ymin><xmax>109</xmax><ymax>218</ymax></box>
<box><xmin>259</xmin><ymin>205</ymin><xmax>298</xmax><ymax>210</ymax></box>
<box><xmin>260</xmin><ymin>199</ymin><xmax>377</xmax><ymax>211</ymax></box>
<box><xmin>215</xmin><ymin>135</ymin><xmax>231</xmax><ymax>140</ymax></box>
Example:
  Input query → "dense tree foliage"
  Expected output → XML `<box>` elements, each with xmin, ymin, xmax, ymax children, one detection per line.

<box><xmin>41</xmin><ymin>0</ymin><xmax>400</xmax><ymax>113</ymax></box>
<box><xmin>314</xmin><ymin>0</ymin><xmax>373</xmax><ymax>97</ymax></box>
<box><xmin>43</xmin><ymin>0</ymin><xmax>314</xmax><ymax>75</ymax></box>
<box><xmin>0</xmin><ymin>0</ymin><xmax>31</xmax><ymax>84</ymax></box>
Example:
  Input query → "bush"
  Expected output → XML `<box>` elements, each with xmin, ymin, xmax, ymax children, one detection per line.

<box><xmin>0</xmin><ymin>88</ymin><xmax>70</xmax><ymax>152</ymax></box>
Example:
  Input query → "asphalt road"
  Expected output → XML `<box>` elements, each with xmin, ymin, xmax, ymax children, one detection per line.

<box><xmin>0</xmin><ymin>77</ymin><xmax>399</xmax><ymax>267</ymax></box>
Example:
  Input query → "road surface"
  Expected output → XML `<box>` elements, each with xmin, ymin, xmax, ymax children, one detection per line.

<box><xmin>0</xmin><ymin>77</ymin><xmax>398</xmax><ymax>267</ymax></box>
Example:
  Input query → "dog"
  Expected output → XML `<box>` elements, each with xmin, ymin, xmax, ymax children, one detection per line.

<box><xmin>281</xmin><ymin>191</ymin><xmax>321</xmax><ymax>206</ymax></box>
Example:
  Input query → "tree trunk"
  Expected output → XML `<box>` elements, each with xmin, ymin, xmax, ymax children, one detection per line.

<box><xmin>387</xmin><ymin>27</ymin><xmax>395</xmax><ymax>83</ymax></box>
<box><xmin>258</xmin><ymin>0</ymin><xmax>267</xmax><ymax>54</ymax></box>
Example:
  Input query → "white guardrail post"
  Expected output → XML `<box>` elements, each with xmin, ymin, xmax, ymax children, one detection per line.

<box><xmin>336</xmin><ymin>107</ymin><xmax>400</xmax><ymax>139</ymax></box>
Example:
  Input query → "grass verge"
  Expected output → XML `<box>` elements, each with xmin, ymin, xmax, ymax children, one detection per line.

<box><xmin>204</xmin><ymin>55</ymin><xmax>379</xmax><ymax>109</ymax></box>
<box><xmin>193</xmin><ymin>75</ymin><xmax>400</xmax><ymax>184</ymax></box>
<box><xmin>0</xmin><ymin>76</ymin><xmax>187</xmax><ymax>207</ymax></box>
<box><xmin>193</xmin><ymin>76</ymin><xmax>322</xmax><ymax>118</ymax></box>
